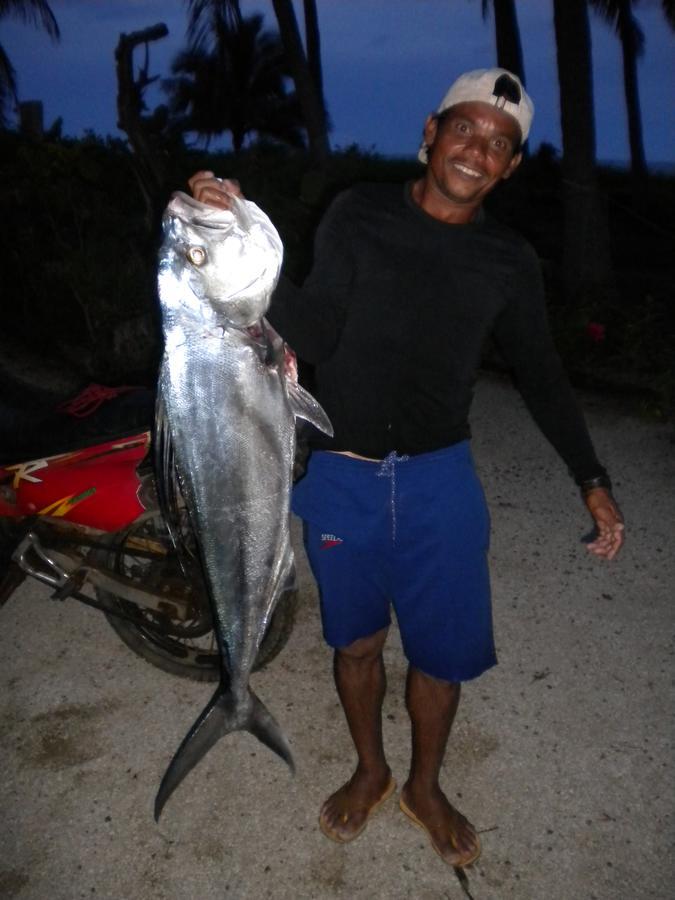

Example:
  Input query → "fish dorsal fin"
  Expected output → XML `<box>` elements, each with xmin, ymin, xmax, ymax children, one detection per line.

<box><xmin>286</xmin><ymin>381</ymin><xmax>333</xmax><ymax>437</ymax></box>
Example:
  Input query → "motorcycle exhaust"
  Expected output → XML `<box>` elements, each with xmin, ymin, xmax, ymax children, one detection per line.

<box><xmin>12</xmin><ymin>531</ymin><xmax>187</xmax><ymax>621</ymax></box>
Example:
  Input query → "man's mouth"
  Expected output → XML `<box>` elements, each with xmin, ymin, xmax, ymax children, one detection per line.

<box><xmin>452</xmin><ymin>162</ymin><xmax>484</xmax><ymax>180</ymax></box>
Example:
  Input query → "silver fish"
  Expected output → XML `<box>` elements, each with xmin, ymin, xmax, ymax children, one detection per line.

<box><xmin>154</xmin><ymin>191</ymin><xmax>332</xmax><ymax>819</ymax></box>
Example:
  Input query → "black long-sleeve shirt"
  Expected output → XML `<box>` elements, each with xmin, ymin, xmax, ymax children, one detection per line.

<box><xmin>268</xmin><ymin>181</ymin><xmax>606</xmax><ymax>484</ymax></box>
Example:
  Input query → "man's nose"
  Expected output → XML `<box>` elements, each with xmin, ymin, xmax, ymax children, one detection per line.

<box><xmin>465</xmin><ymin>134</ymin><xmax>489</xmax><ymax>158</ymax></box>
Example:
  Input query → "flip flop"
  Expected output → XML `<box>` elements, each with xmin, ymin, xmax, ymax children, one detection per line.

<box><xmin>399</xmin><ymin>796</ymin><xmax>482</xmax><ymax>868</ymax></box>
<box><xmin>319</xmin><ymin>776</ymin><xmax>397</xmax><ymax>844</ymax></box>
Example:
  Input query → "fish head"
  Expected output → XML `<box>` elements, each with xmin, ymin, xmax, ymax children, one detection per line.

<box><xmin>158</xmin><ymin>192</ymin><xmax>283</xmax><ymax>328</ymax></box>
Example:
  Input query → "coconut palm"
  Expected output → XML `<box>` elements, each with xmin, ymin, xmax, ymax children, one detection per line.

<box><xmin>270</xmin><ymin>0</ymin><xmax>330</xmax><ymax>163</ymax></box>
<box><xmin>303</xmin><ymin>0</ymin><xmax>326</xmax><ymax>113</ymax></box>
<box><xmin>165</xmin><ymin>13</ymin><xmax>305</xmax><ymax>152</ymax></box>
<box><xmin>552</xmin><ymin>0</ymin><xmax>615</xmax><ymax>305</ymax></box>
<box><xmin>0</xmin><ymin>0</ymin><xmax>59</xmax><ymax>126</ymax></box>
<box><xmin>185</xmin><ymin>0</ymin><xmax>242</xmax><ymax>52</ymax></box>
<box><xmin>590</xmin><ymin>0</ymin><xmax>647</xmax><ymax>177</ymax></box>
<box><xmin>591</xmin><ymin>0</ymin><xmax>675</xmax><ymax>178</ymax></box>
<box><xmin>479</xmin><ymin>0</ymin><xmax>526</xmax><ymax>85</ymax></box>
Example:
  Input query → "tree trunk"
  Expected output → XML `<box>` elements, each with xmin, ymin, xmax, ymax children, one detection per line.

<box><xmin>552</xmin><ymin>0</ymin><xmax>614</xmax><ymax>306</ymax></box>
<box><xmin>303</xmin><ymin>0</ymin><xmax>326</xmax><ymax>115</ymax></box>
<box><xmin>115</xmin><ymin>24</ymin><xmax>169</xmax><ymax>229</ymax></box>
<box><xmin>270</xmin><ymin>0</ymin><xmax>330</xmax><ymax>165</ymax></box>
<box><xmin>617</xmin><ymin>1</ymin><xmax>647</xmax><ymax>179</ymax></box>
<box><xmin>492</xmin><ymin>0</ymin><xmax>526</xmax><ymax>84</ymax></box>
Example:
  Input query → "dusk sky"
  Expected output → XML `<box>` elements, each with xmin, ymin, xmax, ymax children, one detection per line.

<box><xmin>4</xmin><ymin>0</ymin><xmax>674</xmax><ymax>166</ymax></box>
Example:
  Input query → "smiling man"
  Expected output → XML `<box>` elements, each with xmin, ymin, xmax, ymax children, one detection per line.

<box><xmin>189</xmin><ymin>68</ymin><xmax>624</xmax><ymax>869</ymax></box>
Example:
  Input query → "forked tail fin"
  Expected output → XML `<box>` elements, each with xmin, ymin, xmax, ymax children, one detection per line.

<box><xmin>154</xmin><ymin>684</ymin><xmax>294</xmax><ymax>821</ymax></box>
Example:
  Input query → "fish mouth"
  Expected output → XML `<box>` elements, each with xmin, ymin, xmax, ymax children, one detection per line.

<box><xmin>165</xmin><ymin>191</ymin><xmax>240</xmax><ymax>230</ymax></box>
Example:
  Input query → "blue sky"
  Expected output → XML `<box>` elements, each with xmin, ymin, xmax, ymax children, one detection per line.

<box><xmin>3</xmin><ymin>0</ymin><xmax>674</xmax><ymax>165</ymax></box>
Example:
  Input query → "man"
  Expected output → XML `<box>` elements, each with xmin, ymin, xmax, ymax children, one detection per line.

<box><xmin>189</xmin><ymin>68</ymin><xmax>624</xmax><ymax>868</ymax></box>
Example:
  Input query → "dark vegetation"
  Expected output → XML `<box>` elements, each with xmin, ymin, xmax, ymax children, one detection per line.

<box><xmin>1</xmin><ymin>129</ymin><xmax>673</xmax><ymax>417</ymax></box>
<box><xmin>1</xmin><ymin>1</ymin><xmax>673</xmax><ymax>418</ymax></box>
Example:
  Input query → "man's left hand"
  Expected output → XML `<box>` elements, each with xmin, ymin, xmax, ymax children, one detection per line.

<box><xmin>583</xmin><ymin>488</ymin><xmax>624</xmax><ymax>560</ymax></box>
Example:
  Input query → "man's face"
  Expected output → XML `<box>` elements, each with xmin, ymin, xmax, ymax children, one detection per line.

<box><xmin>423</xmin><ymin>101</ymin><xmax>523</xmax><ymax>210</ymax></box>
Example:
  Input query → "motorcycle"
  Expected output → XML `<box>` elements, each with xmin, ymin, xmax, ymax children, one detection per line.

<box><xmin>0</xmin><ymin>382</ymin><xmax>296</xmax><ymax>681</ymax></box>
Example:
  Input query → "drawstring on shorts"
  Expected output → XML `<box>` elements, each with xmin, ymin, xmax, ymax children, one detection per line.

<box><xmin>376</xmin><ymin>451</ymin><xmax>409</xmax><ymax>543</ymax></box>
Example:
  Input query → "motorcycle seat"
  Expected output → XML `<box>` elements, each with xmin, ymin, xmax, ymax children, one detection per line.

<box><xmin>0</xmin><ymin>382</ymin><xmax>155</xmax><ymax>466</ymax></box>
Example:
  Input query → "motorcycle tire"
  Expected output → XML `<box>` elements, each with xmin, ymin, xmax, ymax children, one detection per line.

<box><xmin>95</xmin><ymin>511</ymin><xmax>297</xmax><ymax>683</ymax></box>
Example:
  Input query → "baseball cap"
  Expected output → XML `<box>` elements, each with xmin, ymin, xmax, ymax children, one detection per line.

<box><xmin>418</xmin><ymin>68</ymin><xmax>534</xmax><ymax>163</ymax></box>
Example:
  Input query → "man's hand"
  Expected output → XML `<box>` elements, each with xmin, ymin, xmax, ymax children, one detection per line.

<box><xmin>187</xmin><ymin>171</ymin><xmax>244</xmax><ymax>210</ymax></box>
<box><xmin>583</xmin><ymin>488</ymin><xmax>624</xmax><ymax>560</ymax></box>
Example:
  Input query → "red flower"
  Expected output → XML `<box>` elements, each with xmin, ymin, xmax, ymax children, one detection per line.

<box><xmin>586</xmin><ymin>322</ymin><xmax>606</xmax><ymax>343</ymax></box>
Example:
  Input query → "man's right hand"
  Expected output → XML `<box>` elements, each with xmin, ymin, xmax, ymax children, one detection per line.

<box><xmin>187</xmin><ymin>171</ymin><xmax>244</xmax><ymax>210</ymax></box>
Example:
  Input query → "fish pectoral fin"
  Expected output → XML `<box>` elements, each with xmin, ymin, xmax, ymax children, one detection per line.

<box><xmin>154</xmin><ymin>685</ymin><xmax>294</xmax><ymax>821</ymax></box>
<box><xmin>287</xmin><ymin>381</ymin><xmax>333</xmax><ymax>437</ymax></box>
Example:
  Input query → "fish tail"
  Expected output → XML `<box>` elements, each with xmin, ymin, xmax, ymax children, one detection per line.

<box><xmin>154</xmin><ymin>683</ymin><xmax>294</xmax><ymax>821</ymax></box>
<box><xmin>247</xmin><ymin>691</ymin><xmax>295</xmax><ymax>774</ymax></box>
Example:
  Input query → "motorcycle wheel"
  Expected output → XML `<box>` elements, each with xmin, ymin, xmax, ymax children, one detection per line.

<box><xmin>96</xmin><ymin>511</ymin><xmax>297</xmax><ymax>682</ymax></box>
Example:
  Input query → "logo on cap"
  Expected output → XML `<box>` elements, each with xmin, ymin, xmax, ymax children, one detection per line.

<box><xmin>492</xmin><ymin>73</ymin><xmax>522</xmax><ymax>107</ymax></box>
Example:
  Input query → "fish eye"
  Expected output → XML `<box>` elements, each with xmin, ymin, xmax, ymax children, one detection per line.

<box><xmin>187</xmin><ymin>246</ymin><xmax>206</xmax><ymax>266</ymax></box>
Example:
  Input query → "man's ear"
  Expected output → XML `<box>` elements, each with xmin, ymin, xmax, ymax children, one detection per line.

<box><xmin>422</xmin><ymin>114</ymin><xmax>438</xmax><ymax>149</ymax></box>
<box><xmin>502</xmin><ymin>151</ymin><xmax>523</xmax><ymax>181</ymax></box>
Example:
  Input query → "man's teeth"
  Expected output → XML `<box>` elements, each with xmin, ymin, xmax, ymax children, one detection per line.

<box><xmin>454</xmin><ymin>163</ymin><xmax>482</xmax><ymax>178</ymax></box>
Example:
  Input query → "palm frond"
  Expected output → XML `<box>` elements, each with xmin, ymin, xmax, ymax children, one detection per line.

<box><xmin>589</xmin><ymin>0</ymin><xmax>644</xmax><ymax>55</ymax></box>
<box><xmin>0</xmin><ymin>0</ymin><xmax>59</xmax><ymax>40</ymax></box>
<box><xmin>185</xmin><ymin>0</ymin><xmax>242</xmax><ymax>50</ymax></box>
<box><xmin>662</xmin><ymin>0</ymin><xmax>675</xmax><ymax>29</ymax></box>
<box><xmin>0</xmin><ymin>41</ymin><xmax>17</xmax><ymax>127</ymax></box>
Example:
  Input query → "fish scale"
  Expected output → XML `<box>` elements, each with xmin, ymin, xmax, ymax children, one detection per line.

<box><xmin>154</xmin><ymin>191</ymin><xmax>332</xmax><ymax>819</ymax></box>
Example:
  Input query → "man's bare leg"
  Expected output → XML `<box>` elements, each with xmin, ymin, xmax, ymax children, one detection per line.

<box><xmin>319</xmin><ymin>626</ymin><xmax>395</xmax><ymax>841</ymax></box>
<box><xmin>400</xmin><ymin>667</ymin><xmax>480</xmax><ymax>866</ymax></box>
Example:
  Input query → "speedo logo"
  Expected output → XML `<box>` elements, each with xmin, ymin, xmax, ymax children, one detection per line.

<box><xmin>320</xmin><ymin>533</ymin><xmax>343</xmax><ymax>550</ymax></box>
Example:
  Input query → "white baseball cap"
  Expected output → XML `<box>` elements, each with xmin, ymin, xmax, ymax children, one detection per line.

<box><xmin>418</xmin><ymin>68</ymin><xmax>534</xmax><ymax>163</ymax></box>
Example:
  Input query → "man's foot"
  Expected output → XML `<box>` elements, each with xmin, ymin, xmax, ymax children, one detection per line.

<box><xmin>319</xmin><ymin>768</ymin><xmax>396</xmax><ymax>843</ymax></box>
<box><xmin>399</xmin><ymin>783</ymin><xmax>481</xmax><ymax>867</ymax></box>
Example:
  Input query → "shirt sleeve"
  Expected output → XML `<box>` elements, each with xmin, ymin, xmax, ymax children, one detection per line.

<box><xmin>492</xmin><ymin>242</ymin><xmax>608</xmax><ymax>485</ymax></box>
<box><xmin>266</xmin><ymin>191</ymin><xmax>355</xmax><ymax>365</ymax></box>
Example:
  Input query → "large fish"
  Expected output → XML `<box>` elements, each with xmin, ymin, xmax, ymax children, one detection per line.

<box><xmin>154</xmin><ymin>190</ymin><xmax>332</xmax><ymax>820</ymax></box>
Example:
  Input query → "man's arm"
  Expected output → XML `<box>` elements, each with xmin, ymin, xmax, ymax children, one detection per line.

<box><xmin>492</xmin><ymin>241</ymin><xmax>624</xmax><ymax>559</ymax></box>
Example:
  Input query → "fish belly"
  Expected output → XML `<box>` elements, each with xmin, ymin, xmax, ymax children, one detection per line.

<box><xmin>160</xmin><ymin>328</ymin><xmax>295</xmax><ymax>687</ymax></box>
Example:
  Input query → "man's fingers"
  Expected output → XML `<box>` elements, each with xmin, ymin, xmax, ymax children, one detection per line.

<box><xmin>187</xmin><ymin>172</ymin><xmax>244</xmax><ymax>209</ymax></box>
<box><xmin>586</xmin><ymin>522</ymin><xmax>624</xmax><ymax>559</ymax></box>
<box><xmin>187</xmin><ymin>169</ymin><xmax>214</xmax><ymax>191</ymax></box>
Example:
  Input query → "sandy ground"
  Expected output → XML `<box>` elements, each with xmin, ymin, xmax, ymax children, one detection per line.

<box><xmin>1</xmin><ymin>372</ymin><xmax>673</xmax><ymax>900</ymax></box>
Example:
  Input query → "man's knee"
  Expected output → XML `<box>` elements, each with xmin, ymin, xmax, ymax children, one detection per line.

<box><xmin>336</xmin><ymin>626</ymin><xmax>389</xmax><ymax>662</ymax></box>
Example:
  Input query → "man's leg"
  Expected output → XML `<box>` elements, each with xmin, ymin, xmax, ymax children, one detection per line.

<box><xmin>400</xmin><ymin>667</ymin><xmax>480</xmax><ymax>866</ymax></box>
<box><xmin>319</xmin><ymin>625</ymin><xmax>395</xmax><ymax>841</ymax></box>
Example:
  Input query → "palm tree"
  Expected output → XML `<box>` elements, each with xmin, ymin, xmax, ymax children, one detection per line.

<box><xmin>0</xmin><ymin>0</ymin><xmax>59</xmax><ymax>126</ymax></box>
<box><xmin>165</xmin><ymin>13</ymin><xmax>305</xmax><ymax>153</ymax></box>
<box><xmin>479</xmin><ymin>0</ymin><xmax>526</xmax><ymax>85</ymax></box>
<box><xmin>552</xmin><ymin>0</ymin><xmax>614</xmax><ymax>305</ymax></box>
<box><xmin>270</xmin><ymin>0</ymin><xmax>330</xmax><ymax>164</ymax></box>
<box><xmin>185</xmin><ymin>0</ymin><xmax>242</xmax><ymax>52</ymax></box>
<box><xmin>303</xmin><ymin>0</ymin><xmax>326</xmax><ymax>115</ymax></box>
<box><xmin>591</xmin><ymin>1</ymin><xmax>675</xmax><ymax>179</ymax></box>
<box><xmin>590</xmin><ymin>0</ymin><xmax>646</xmax><ymax>178</ymax></box>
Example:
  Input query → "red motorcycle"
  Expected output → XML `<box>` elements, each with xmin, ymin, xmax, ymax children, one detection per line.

<box><xmin>0</xmin><ymin>382</ymin><xmax>296</xmax><ymax>680</ymax></box>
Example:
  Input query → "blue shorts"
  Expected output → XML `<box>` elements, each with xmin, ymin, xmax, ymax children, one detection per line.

<box><xmin>292</xmin><ymin>443</ymin><xmax>495</xmax><ymax>682</ymax></box>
